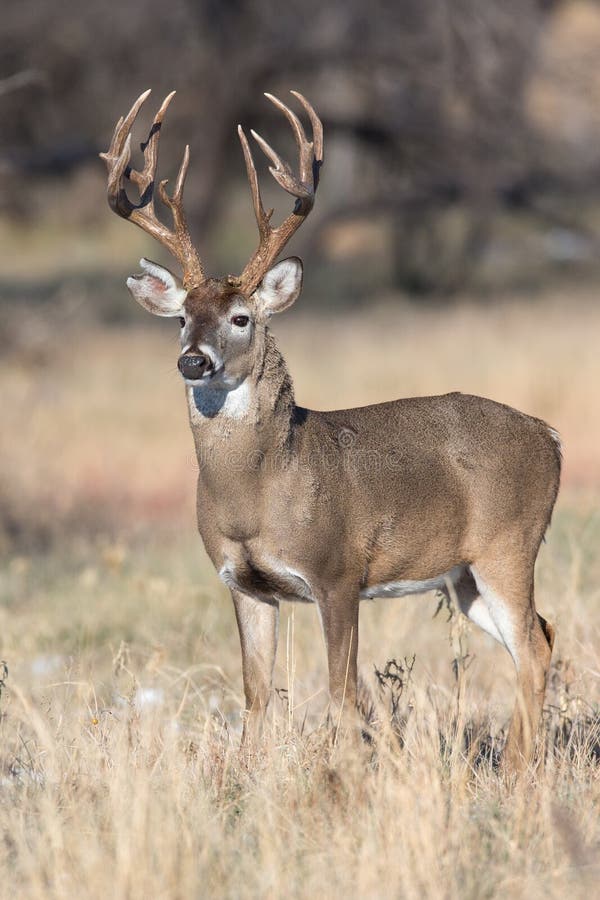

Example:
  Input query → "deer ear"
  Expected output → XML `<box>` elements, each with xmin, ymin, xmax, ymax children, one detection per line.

<box><xmin>126</xmin><ymin>258</ymin><xmax>187</xmax><ymax>316</ymax></box>
<box><xmin>253</xmin><ymin>257</ymin><xmax>303</xmax><ymax>317</ymax></box>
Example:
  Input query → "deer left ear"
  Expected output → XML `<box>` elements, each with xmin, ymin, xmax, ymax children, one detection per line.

<box><xmin>253</xmin><ymin>257</ymin><xmax>303</xmax><ymax>317</ymax></box>
<box><xmin>126</xmin><ymin>258</ymin><xmax>187</xmax><ymax>317</ymax></box>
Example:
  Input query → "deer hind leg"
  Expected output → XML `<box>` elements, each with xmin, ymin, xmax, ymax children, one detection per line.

<box><xmin>466</xmin><ymin>563</ymin><xmax>553</xmax><ymax>772</ymax></box>
<box><xmin>450</xmin><ymin>567</ymin><xmax>504</xmax><ymax>644</ymax></box>
<box><xmin>231</xmin><ymin>589</ymin><xmax>279</xmax><ymax>746</ymax></box>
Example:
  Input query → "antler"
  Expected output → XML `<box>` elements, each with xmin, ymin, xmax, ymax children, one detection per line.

<box><xmin>236</xmin><ymin>91</ymin><xmax>323</xmax><ymax>295</ymax></box>
<box><xmin>100</xmin><ymin>90</ymin><xmax>205</xmax><ymax>289</ymax></box>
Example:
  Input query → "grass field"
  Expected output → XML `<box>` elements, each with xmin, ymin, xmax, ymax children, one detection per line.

<box><xmin>0</xmin><ymin>289</ymin><xmax>599</xmax><ymax>898</ymax></box>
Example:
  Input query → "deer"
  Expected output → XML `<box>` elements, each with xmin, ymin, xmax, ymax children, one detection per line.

<box><xmin>101</xmin><ymin>89</ymin><xmax>561</xmax><ymax>771</ymax></box>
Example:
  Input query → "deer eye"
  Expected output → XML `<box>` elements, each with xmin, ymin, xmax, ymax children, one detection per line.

<box><xmin>231</xmin><ymin>315</ymin><xmax>249</xmax><ymax>327</ymax></box>
<box><xmin>178</xmin><ymin>317</ymin><xmax>185</xmax><ymax>328</ymax></box>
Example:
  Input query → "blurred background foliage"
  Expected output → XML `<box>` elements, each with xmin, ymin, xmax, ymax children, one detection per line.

<box><xmin>3</xmin><ymin>0</ymin><xmax>600</xmax><ymax>313</ymax></box>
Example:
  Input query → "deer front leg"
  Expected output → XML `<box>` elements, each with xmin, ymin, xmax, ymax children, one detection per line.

<box><xmin>317</xmin><ymin>592</ymin><xmax>360</xmax><ymax>734</ymax></box>
<box><xmin>231</xmin><ymin>589</ymin><xmax>279</xmax><ymax>745</ymax></box>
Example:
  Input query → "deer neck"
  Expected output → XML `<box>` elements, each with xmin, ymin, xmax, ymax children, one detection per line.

<box><xmin>186</xmin><ymin>328</ymin><xmax>295</xmax><ymax>455</ymax></box>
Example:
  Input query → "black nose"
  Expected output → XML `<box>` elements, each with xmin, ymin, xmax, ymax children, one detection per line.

<box><xmin>178</xmin><ymin>353</ymin><xmax>211</xmax><ymax>379</ymax></box>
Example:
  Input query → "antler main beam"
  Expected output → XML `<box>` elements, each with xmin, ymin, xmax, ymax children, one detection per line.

<box><xmin>100</xmin><ymin>90</ymin><xmax>205</xmax><ymax>289</ymax></box>
<box><xmin>236</xmin><ymin>91</ymin><xmax>323</xmax><ymax>295</ymax></box>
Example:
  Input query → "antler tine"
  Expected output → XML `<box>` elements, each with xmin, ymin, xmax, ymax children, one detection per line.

<box><xmin>100</xmin><ymin>90</ymin><xmax>153</xmax><ymax>219</ymax></box>
<box><xmin>237</xmin><ymin>125</ymin><xmax>272</xmax><ymax>238</ymax></box>
<box><xmin>290</xmin><ymin>91</ymin><xmax>323</xmax><ymax>165</ymax></box>
<box><xmin>172</xmin><ymin>143</ymin><xmax>191</xmax><ymax>201</ymax></box>
<box><xmin>264</xmin><ymin>93</ymin><xmax>313</xmax><ymax>185</ymax></box>
<box><xmin>102</xmin><ymin>132</ymin><xmax>135</xmax><ymax>217</ymax></box>
<box><xmin>128</xmin><ymin>90</ymin><xmax>175</xmax><ymax>194</ymax></box>
<box><xmin>157</xmin><ymin>144</ymin><xmax>203</xmax><ymax>283</ymax></box>
<box><xmin>249</xmin><ymin>128</ymin><xmax>311</xmax><ymax>201</ymax></box>
<box><xmin>100</xmin><ymin>90</ymin><xmax>205</xmax><ymax>289</ymax></box>
<box><xmin>264</xmin><ymin>93</ymin><xmax>316</xmax><ymax>188</ymax></box>
<box><xmin>237</xmin><ymin>91</ymin><xmax>324</xmax><ymax>296</ymax></box>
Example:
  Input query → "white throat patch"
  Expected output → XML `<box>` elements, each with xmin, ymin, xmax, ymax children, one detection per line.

<box><xmin>220</xmin><ymin>381</ymin><xmax>251</xmax><ymax>419</ymax></box>
<box><xmin>189</xmin><ymin>380</ymin><xmax>252</xmax><ymax>420</ymax></box>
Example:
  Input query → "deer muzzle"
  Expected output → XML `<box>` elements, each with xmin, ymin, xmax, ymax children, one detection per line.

<box><xmin>177</xmin><ymin>352</ymin><xmax>213</xmax><ymax>381</ymax></box>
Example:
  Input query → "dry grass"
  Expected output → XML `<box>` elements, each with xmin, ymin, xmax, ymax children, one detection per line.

<box><xmin>0</xmin><ymin>289</ymin><xmax>599</xmax><ymax>898</ymax></box>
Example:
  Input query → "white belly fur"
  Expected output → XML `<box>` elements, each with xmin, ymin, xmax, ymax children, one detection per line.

<box><xmin>360</xmin><ymin>566</ymin><xmax>464</xmax><ymax>600</ymax></box>
<box><xmin>220</xmin><ymin>558</ymin><xmax>465</xmax><ymax>605</ymax></box>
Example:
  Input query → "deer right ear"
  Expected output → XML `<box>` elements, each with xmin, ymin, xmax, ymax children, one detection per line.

<box><xmin>126</xmin><ymin>258</ymin><xmax>187</xmax><ymax>316</ymax></box>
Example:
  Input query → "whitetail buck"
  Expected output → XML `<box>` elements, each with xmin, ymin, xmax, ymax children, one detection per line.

<box><xmin>101</xmin><ymin>90</ymin><xmax>560</xmax><ymax>769</ymax></box>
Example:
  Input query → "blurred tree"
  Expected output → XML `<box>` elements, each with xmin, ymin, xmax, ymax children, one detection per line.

<box><xmin>5</xmin><ymin>0</ymin><xmax>600</xmax><ymax>297</ymax></box>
